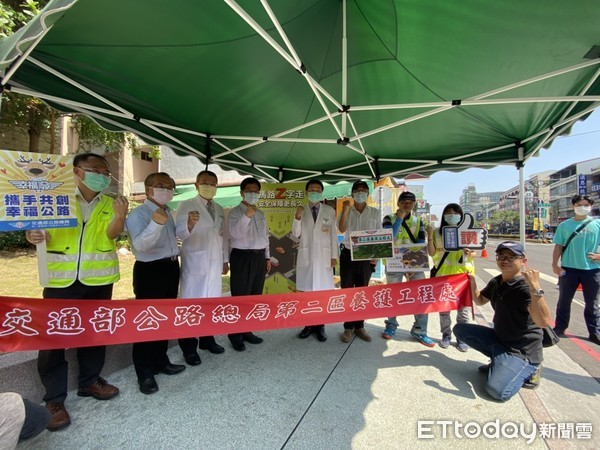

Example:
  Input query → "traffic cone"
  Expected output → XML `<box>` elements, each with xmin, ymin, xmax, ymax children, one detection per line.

<box><xmin>481</xmin><ymin>248</ymin><xmax>489</xmax><ymax>258</ymax></box>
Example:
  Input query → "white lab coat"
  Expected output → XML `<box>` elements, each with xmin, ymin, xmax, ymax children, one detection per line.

<box><xmin>176</xmin><ymin>196</ymin><xmax>228</xmax><ymax>298</ymax></box>
<box><xmin>291</xmin><ymin>203</ymin><xmax>338</xmax><ymax>291</ymax></box>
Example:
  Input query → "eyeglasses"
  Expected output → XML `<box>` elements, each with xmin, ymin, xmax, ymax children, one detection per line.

<box><xmin>495</xmin><ymin>255</ymin><xmax>522</xmax><ymax>262</ymax></box>
<box><xmin>78</xmin><ymin>166</ymin><xmax>111</xmax><ymax>177</ymax></box>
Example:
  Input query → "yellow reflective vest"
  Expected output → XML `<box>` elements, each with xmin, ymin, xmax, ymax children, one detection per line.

<box><xmin>45</xmin><ymin>195</ymin><xmax>119</xmax><ymax>288</ymax></box>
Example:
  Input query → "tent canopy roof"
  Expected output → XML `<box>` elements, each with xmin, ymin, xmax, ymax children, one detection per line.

<box><xmin>1</xmin><ymin>0</ymin><xmax>599</xmax><ymax>183</ymax></box>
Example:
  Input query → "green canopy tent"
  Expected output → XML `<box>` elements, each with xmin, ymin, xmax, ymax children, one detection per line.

<box><xmin>1</xmin><ymin>0</ymin><xmax>599</xmax><ymax>185</ymax></box>
<box><xmin>168</xmin><ymin>180</ymin><xmax>373</xmax><ymax>210</ymax></box>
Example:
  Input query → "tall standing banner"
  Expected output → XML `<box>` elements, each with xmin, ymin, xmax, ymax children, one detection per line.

<box><xmin>0</xmin><ymin>150</ymin><xmax>76</xmax><ymax>231</ymax></box>
<box><xmin>258</xmin><ymin>182</ymin><xmax>307</xmax><ymax>294</ymax></box>
<box><xmin>0</xmin><ymin>274</ymin><xmax>471</xmax><ymax>352</ymax></box>
<box><xmin>0</xmin><ymin>150</ymin><xmax>77</xmax><ymax>286</ymax></box>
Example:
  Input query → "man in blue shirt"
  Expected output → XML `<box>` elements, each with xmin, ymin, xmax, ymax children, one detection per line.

<box><xmin>126</xmin><ymin>172</ymin><xmax>186</xmax><ymax>394</ymax></box>
<box><xmin>551</xmin><ymin>195</ymin><xmax>600</xmax><ymax>345</ymax></box>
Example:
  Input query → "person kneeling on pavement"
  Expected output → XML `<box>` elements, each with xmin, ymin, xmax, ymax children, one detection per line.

<box><xmin>453</xmin><ymin>241</ymin><xmax>552</xmax><ymax>402</ymax></box>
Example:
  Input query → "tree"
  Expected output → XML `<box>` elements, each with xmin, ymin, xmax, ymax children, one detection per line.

<box><xmin>0</xmin><ymin>1</ymin><xmax>156</xmax><ymax>157</ymax></box>
<box><xmin>489</xmin><ymin>211</ymin><xmax>520</xmax><ymax>234</ymax></box>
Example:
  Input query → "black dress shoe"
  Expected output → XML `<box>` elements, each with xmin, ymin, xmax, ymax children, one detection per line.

<box><xmin>156</xmin><ymin>363</ymin><xmax>186</xmax><ymax>375</ymax></box>
<box><xmin>139</xmin><ymin>378</ymin><xmax>159</xmax><ymax>395</ymax></box>
<box><xmin>243</xmin><ymin>332</ymin><xmax>263</xmax><ymax>344</ymax></box>
<box><xmin>316</xmin><ymin>326</ymin><xmax>327</xmax><ymax>342</ymax></box>
<box><xmin>231</xmin><ymin>341</ymin><xmax>246</xmax><ymax>352</ymax></box>
<box><xmin>199</xmin><ymin>343</ymin><xmax>225</xmax><ymax>354</ymax></box>
<box><xmin>298</xmin><ymin>327</ymin><xmax>312</xmax><ymax>339</ymax></box>
<box><xmin>184</xmin><ymin>353</ymin><xmax>202</xmax><ymax>366</ymax></box>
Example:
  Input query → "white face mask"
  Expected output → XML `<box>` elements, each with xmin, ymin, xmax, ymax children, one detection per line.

<box><xmin>244</xmin><ymin>192</ymin><xmax>260</xmax><ymax>205</ymax></box>
<box><xmin>353</xmin><ymin>192</ymin><xmax>368</xmax><ymax>204</ymax></box>
<box><xmin>151</xmin><ymin>187</ymin><xmax>173</xmax><ymax>205</ymax></box>
<box><xmin>574</xmin><ymin>205</ymin><xmax>592</xmax><ymax>216</ymax></box>
<box><xmin>444</xmin><ymin>214</ymin><xmax>461</xmax><ymax>226</ymax></box>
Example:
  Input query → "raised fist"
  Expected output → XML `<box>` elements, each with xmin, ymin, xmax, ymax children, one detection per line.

<box><xmin>152</xmin><ymin>208</ymin><xmax>168</xmax><ymax>225</ymax></box>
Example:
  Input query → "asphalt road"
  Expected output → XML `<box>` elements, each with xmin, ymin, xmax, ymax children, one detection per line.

<box><xmin>476</xmin><ymin>238</ymin><xmax>600</xmax><ymax>382</ymax></box>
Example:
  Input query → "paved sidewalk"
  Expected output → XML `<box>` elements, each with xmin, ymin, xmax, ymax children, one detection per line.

<box><xmin>9</xmin><ymin>272</ymin><xmax>599</xmax><ymax>449</ymax></box>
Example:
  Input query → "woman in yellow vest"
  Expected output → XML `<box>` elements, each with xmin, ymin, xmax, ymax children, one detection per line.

<box><xmin>427</xmin><ymin>203</ymin><xmax>472</xmax><ymax>352</ymax></box>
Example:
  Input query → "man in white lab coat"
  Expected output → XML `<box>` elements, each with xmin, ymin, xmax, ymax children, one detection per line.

<box><xmin>292</xmin><ymin>179</ymin><xmax>339</xmax><ymax>342</ymax></box>
<box><xmin>176</xmin><ymin>170</ymin><xmax>229</xmax><ymax>365</ymax></box>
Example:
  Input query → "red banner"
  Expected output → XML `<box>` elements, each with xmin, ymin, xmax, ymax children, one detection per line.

<box><xmin>0</xmin><ymin>274</ymin><xmax>471</xmax><ymax>352</ymax></box>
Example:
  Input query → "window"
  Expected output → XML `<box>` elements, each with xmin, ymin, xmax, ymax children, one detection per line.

<box><xmin>140</xmin><ymin>151</ymin><xmax>152</xmax><ymax>162</ymax></box>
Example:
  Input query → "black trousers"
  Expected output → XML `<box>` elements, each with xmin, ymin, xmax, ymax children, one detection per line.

<box><xmin>39</xmin><ymin>280</ymin><xmax>113</xmax><ymax>403</ymax></box>
<box><xmin>132</xmin><ymin>258</ymin><xmax>179</xmax><ymax>380</ymax></box>
<box><xmin>339</xmin><ymin>247</ymin><xmax>372</xmax><ymax>330</ymax></box>
<box><xmin>228</xmin><ymin>248</ymin><xmax>266</xmax><ymax>344</ymax></box>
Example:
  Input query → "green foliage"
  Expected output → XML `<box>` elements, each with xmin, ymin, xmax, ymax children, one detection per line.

<box><xmin>128</xmin><ymin>135</ymin><xmax>161</xmax><ymax>160</ymax></box>
<box><xmin>0</xmin><ymin>1</ymin><xmax>150</xmax><ymax>156</ymax></box>
<box><xmin>0</xmin><ymin>231</ymin><xmax>31</xmax><ymax>250</ymax></box>
<box><xmin>0</xmin><ymin>1</ymin><xmax>44</xmax><ymax>37</ymax></box>
<box><xmin>70</xmin><ymin>115</ymin><xmax>127</xmax><ymax>152</ymax></box>
<box><xmin>489</xmin><ymin>211</ymin><xmax>520</xmax><ymax>233</ymax></box>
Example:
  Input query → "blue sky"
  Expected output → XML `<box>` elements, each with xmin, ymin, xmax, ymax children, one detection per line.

<box><xmin>419</xmin><ymin>109</ymin><xmax>600</xmax><ymax>218</ymax></box>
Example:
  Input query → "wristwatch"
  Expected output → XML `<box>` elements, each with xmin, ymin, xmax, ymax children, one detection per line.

<box><xmin>532</xmin><ymin>288</ymin><xmax>545</xmax><ymax>297</ymax></box>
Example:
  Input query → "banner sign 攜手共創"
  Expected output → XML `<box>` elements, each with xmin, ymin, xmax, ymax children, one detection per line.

<box><xmin>0</xmin><ymin>150</ymin><xmax>77</xmax><ymax>231</ymax></box>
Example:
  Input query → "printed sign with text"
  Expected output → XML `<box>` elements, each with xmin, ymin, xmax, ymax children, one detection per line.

<box><xmin>0</xmin><ymin>150</ymin><xmax>76</xmax><ymax>231</ymax></box>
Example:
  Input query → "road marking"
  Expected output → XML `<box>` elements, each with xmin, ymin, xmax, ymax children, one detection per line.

<box><xmin>481</xmin><ymin>268</ymin><xmax>585</xmax><ymax>308</ymax></box>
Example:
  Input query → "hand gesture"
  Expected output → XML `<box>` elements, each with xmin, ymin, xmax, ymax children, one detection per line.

<box><xmin>588</xmin><ymin>252</ymin><xmax>600</xmax><ymax>262</ymax></box>
<box><xmin>113</xmin><ymin>196</ymin><xmax>128</xmax><ymax>219</ymax></box>
<box><xmin>152</xmin><ymin>208</ymin><xmax>168</xmax><ymax>225</ymax></box>
<box><xmin>25</xmin><ymin>229</ymin><xmax>48</xmax><ymax>244</ymax></box>
<box><xmin>295</xmin><ymin>206</ymin><xmax>304</xmax><ymax>220</ymax></box>
<box><xmin>466</xmin><ymin>273</ymin><xmax>477</xmax><ymax>294</ymax></box>
<box><xmin>522</xmin><ymin>269</ymin><xmax>541</xmax><ymax>291</ymax></box>
<box><xmin>342</xmin><ymin>200</ymin><xmax>351</xmax><ymax>212</ymax></box>
<box><xmin>245</xmin><ymin>205</ymin><xmax>257</xmax><ymax>218</ymax></box>
<box><xmin>187</xmin><ymin>210</ymin><xmax>200</xmax><ymax>231</ymax></box>
<box><xmin>551</xmin><ymin>263</ymin><xmax>565</xmax><ymax>277</ymax></box>
<box><xmin>395</xmin><ymin>207</ymin><xmax>408</xmax><ymax>219</ymax></box>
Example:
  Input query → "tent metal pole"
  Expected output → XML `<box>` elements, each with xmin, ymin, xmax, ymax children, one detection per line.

<box><xmin>139</xmin><ymin>119</ymin><xmax>204</xmax><ymax>156</ymax></box>
<box><xmin>341</xmin><ymin>0</ymin><xmax>348</xmax><ymax>137</ymax></box>
<box><xmin>1</xmin><ymin>29</ymin><xmax>50</xmax><ymax>85</ymax></box>
<box><xmin>524</xmin><ymin>66</ymin><xmax>600</xmax><ymax>160</ymax></box>
<box><xmin>347</xmin><ymin>115</ymin><xmax>374</xmax><ymax>175</ymax></box>
<box><xmin>346</xmin><ymin>143</ymin><xmax>376</xmax><ymax>161</ymax></box>
<box><xmin>354</xmin><ymin>105</ymin><xmax>453</xmax><ymax>140</ymax></box>
<box><xmin>224</xmin><ymin>0</ymin><xmax>343</xmax><ymax>136</ymax></box>
<box><xmin>474</xmin><ymin>58</ymin><xmax>600</xmax><ymax>101</ymax></box>
<box><xmin>351</xmin><ymin>95</ymin><xmax>600</xmax><ymax>111</ymax></box>
<box><xmin>11</xmin><ymin>86</ymin><xmax>130</xmax><ymax>118</ymax></box>
<box><xmin>259</xmin><ymin>0</ymin><xmax>302</xmax><ymax>66</ymax></box>
<box><xmin>28</xmin><ymin>57</ymin><xmax>132</xmax><ymax>116</ymax></box>
<box><xmin>521</xmin><ymin>102</ymin><xmax>600</xmax><ymax>165</ymax></box>
<box><xmin>518</xmin><ymin>147</ymin><xmax>526</xmax><ymax>247</ymax></box>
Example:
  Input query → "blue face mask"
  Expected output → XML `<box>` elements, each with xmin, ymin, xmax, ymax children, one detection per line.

<box><xmin>307</xmin><ymin>192</ymin><xmax>323</xmax><ymax>203</ymax></box>
<box><xmin>82</xmin><ymin>172</ymin><xmax>111</xmax><ymax>192</ymax></box>
<box><xmin>353</xmin><ymin>192</ymin><xmax>368</xmax><ymax>204</ymax></box>
<box><xmin>444</xmin><ymin>214</ymin><xmax>461</xmax><ymax>226</ymax></box>
<box><xmin>244</xmin><ymin>192</ymin><xmax>260</xmax><ymax>205</ymax></box>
